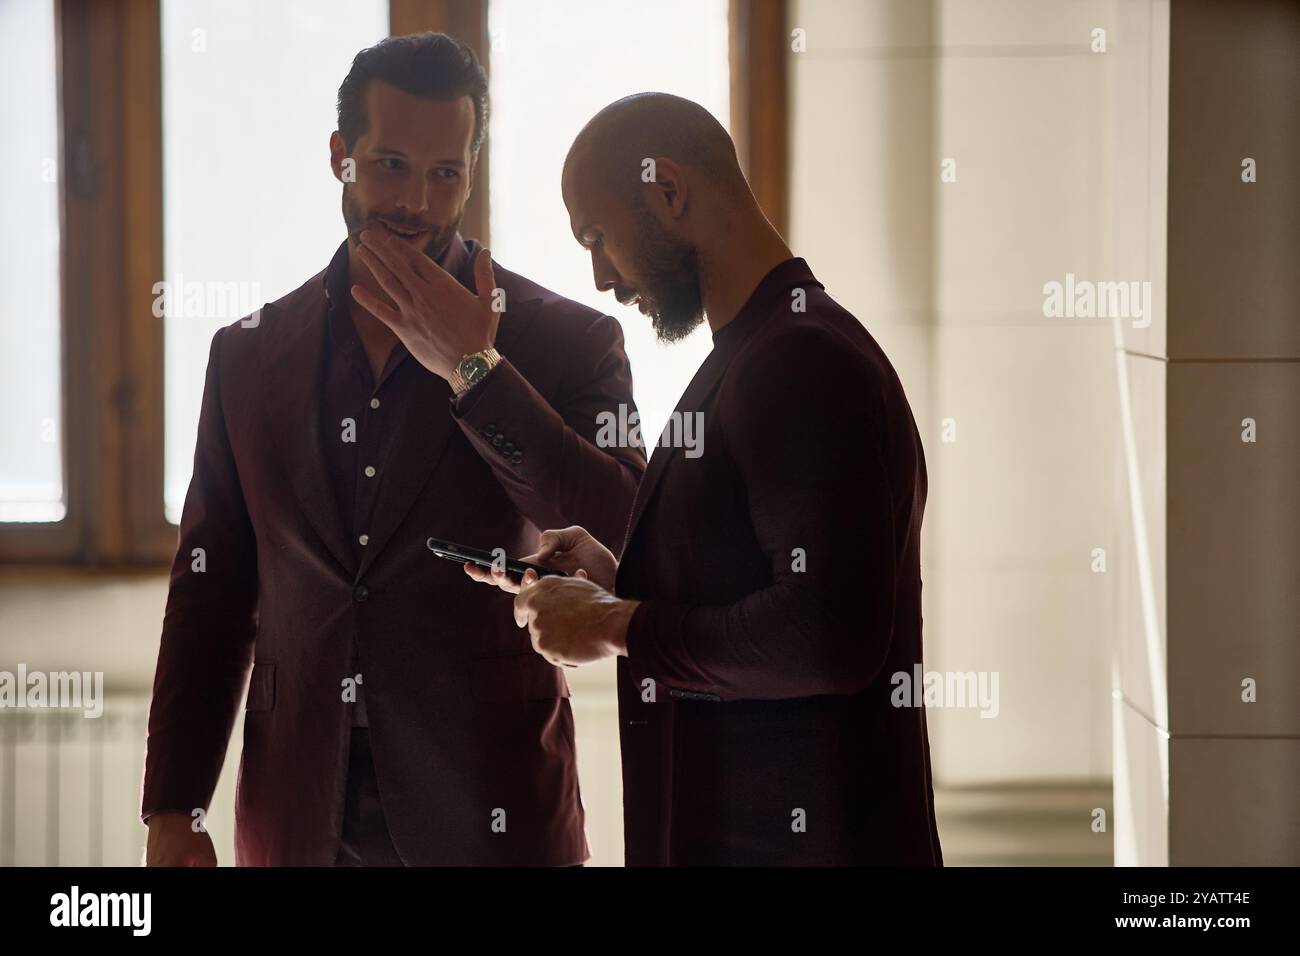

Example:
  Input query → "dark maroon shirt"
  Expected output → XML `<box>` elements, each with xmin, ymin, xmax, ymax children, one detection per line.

<box><xmin>320</xmin><ymin>240</ymin><xmax>480</xmax><ymax>726</ymax></box>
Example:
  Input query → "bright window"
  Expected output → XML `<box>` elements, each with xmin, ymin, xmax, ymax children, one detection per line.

<box><xmin>161</xmin><ymin>0</ymin><xmax>388</xmax><ymax>522</ymax></box>
<box><xmin>488</xmin><ymin>0</ymin><xmax>731</xmax><ymax>447</ymax></box>
<box><xmin>0</xmin><ymin>0</ymin><xmax>63</xmax><ymax>522</ymax></box>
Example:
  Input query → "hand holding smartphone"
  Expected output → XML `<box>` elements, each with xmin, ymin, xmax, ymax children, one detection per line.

<box><xmin>427</xmin><ymin>537</ymin><xmax>568</xmax><ymax>585</ymax></box>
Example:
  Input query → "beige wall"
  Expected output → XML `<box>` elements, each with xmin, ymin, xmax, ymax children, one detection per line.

<box><xmin>790</xmin><ymin>0</ymin><xmax>1122</xmax><ymax>786</ymax></box>
<box><xmin>1113</xmin><ymin>0</ymin><xmax>1300</xmax><ymax>865</ymax></box>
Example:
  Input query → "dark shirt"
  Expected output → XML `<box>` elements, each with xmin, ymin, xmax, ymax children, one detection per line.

<box><xmin>708</xmin><ymin>258</ymin><xmax>814</xmax><ymax>347</ymax></box>
<box><xmin>319</xmin><ymin>240</ymin><xmax>471</xmax><ymax>727</ymax></box>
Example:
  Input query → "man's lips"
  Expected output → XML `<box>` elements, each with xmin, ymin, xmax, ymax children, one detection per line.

<box><xmin>377</xmin><ymin>219</ymin><xmax>431</xmax><ymax>241</ymax></box>
<box><xmin>616</xmin><ymin>290</ymin><xmax>647</xmax><ymax>313</ymax></box>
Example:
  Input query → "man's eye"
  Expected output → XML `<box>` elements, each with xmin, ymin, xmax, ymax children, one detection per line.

<box><xmin>435</xmin><ymin>168</ymin><xmax>460</xmax><ymax>181</ymax></box>
<box><xmin>378</xmin><ymin>158</ymin><xmax>404</xmax><ymax>171</ymax></box>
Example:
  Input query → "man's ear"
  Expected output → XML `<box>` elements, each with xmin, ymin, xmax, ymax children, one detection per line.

<box><xmin>646</xmin><ymin>157</ymin><xmax>688</xmax><ymax>221</ymax></box>
<box><xmin>329</xmin><ymin>131</ymin><xmax>348</xmax><ymax>184</ymax></box>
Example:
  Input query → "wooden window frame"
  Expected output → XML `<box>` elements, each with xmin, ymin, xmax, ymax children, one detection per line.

<box><xmin>1</xmin><ymin>0</ymin><xmax>167</xmax><ymax>567</ymax></box>
<box><xmin>1</xmin><ymin>0</ymin><xmax>787</xmax><ymax>568</ymax></box>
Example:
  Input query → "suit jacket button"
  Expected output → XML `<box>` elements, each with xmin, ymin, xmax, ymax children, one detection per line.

<box><xmin>510</xmin><ymin>451</ymin><xmax>523</xmax><ymax>464</ymax></box>
<box><xmin>484</xmin><ymin>423</ymin><xmax>497</xmax><ymax>438</ymax></box>
<box><xmin>353</xmin><ymin>585</ymin><xmax>369</xmax><ymax>603</ymax></box>
<box><xmin>503</xmin><ymin>441</ymin><xmax>514</xmax><ymax>454</ymax></box>
<box><xmin>492</xmin><ymin>434</ymin><xmax>504</xmax><ymax>448</ymax></box>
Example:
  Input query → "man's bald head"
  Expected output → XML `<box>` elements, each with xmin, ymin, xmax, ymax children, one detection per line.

<box><xmin>560</xmin><ymin>95</ymin><xmax>759</xmax><ymax>344</ymax></box>
<box><xmin>563</xmin><ymin>92</ymin><xmax>748</xmax><ymax>208</ymax></box>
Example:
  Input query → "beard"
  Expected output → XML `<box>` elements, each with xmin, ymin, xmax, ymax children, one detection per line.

<box><xmin>341</xmin><ymin>184</ymin><xmax>462</xmax><ymax>261</ymax></box>
<box><xmin>628</xmin><ymin>210</ymin><xmax>704</xmax><ymax>344</ymax></box>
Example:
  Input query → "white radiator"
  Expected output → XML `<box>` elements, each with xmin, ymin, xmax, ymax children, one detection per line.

<box><xmin>0</xmin><ymin>694</ymin><xmax>151</xmax><ymax>866</ymax></box>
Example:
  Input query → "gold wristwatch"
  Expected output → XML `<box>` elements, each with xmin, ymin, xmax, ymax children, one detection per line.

<box><xmin>450</xmin><ymin>347</ymin><xmax>501</xmax><ymax>396</ymax></box>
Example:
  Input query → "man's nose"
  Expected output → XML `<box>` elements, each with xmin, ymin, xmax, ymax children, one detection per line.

<box><xmin>396</xmin><ymin>175</ymin><xmax>431</xmax><ymax>216</ymax></box>
<box><xmin>592</xmin><ymin>250</ymin><xmax>619</xmax><ymax>294</ymax></box>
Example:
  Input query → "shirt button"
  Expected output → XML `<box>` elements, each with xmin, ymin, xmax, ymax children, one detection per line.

<box><xmin>358</xmin><ymin>534</ymin><xmax>369</xmax><ymax>546</ymax></box>
<box><xmin>369</xmin><ymin>398</ymin><xmax>380</xmax><ymax>409</ymax></box>
<box><xmin>353</xmin><ymin>585</ymin><xmax>369</xmax><ymax>602</ymax></box>
<box><xmin>364</xmin><ymin>465</ymin><xmax>376</xmax><ymax>478</ymax></box>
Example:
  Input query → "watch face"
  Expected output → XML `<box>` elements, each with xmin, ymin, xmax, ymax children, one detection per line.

<box><xmin>460</xmin><ymin>355</ymin><xmax>489</xmax><ymax>384</ymax></box>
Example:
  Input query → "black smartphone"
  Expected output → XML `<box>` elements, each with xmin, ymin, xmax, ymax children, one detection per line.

<box><xmin>427</xmin><ymin>537</ymin><xmax>568</xmax><ymax>582</ymax></box>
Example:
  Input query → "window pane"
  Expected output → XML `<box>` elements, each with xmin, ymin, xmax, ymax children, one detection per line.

<box><xmin>488</xmin><ymin>0</ymin><xmax>731</xmax><ymax>447</ymax></box>
<box><xmin>162</xmin><ymin>0</ymin><xmax>388</xmax><ymax>523</ymax></box>
<box><xmin>0</xmin><ymin>0</ymin><xmax>64</xmax><ymax>523</ymax></box>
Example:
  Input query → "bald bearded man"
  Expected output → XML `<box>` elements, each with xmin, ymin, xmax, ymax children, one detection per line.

<box><xmin>465</xmin><ymin>92</ymin><xmax>943</xmax><ymax>866</ymax></box>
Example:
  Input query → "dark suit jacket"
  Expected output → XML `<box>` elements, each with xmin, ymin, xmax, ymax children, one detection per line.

<box><xmin>614</xmin><ymin>258</ymin><xmax>942</xmax><ymax>865</ymax></box>
<box><xmin>141</xmin><ymin>235</ymin><xmax>646</xmax><ymax>865</ymax></box>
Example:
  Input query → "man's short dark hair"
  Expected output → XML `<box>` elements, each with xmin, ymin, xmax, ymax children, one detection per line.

<box><xmin>337</xmin><ymin>32</ymin><xmax>488</xmax><ymax>156</ymax></box>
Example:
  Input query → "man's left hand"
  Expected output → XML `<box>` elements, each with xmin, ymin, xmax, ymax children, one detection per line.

<box><xmin>513</xmin><ymin>570</ymin><xmax>638</xmax><ymax>667</ymax></box>
<box><xmin>352</xmin><ymin>228</ymin><xmax>499</xmax><ymax>381</ymax></box>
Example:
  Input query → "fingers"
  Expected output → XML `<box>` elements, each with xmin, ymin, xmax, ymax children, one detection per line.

<box><xmin>474</xmin><ymin>248</ymin><xmax>502</xmax><ymax>343</ymax></box>
<box><xmin>536</xmin><ymin>526</ymin><xmax>587</xmax><ymax>558</ymax></box>
<box><xmin>360</xmin><ymin>227</ymin><xmax>439</xmax><ymax>285</ymax></box>
<box><xmin>529</xmin><ymin>530</ymin><xmax>563</xmax><ymax>563</ymax></box>
<box><xmin>488</xmin><ymin>565</ymin><xmax>523</xmax><ymax>594</ymax></box>
<box><xmin>355</xmin><ymin>241</ymin><xmax>414</xmax><ymax>311</ymax></box>
<box><xmin>511</xmin><ymin>569</ymin><xmax>539</xmax><ymax>627</ymax></box>
<box><xmin>462</xmin><ymin>561</ymin><xmax>522</xmax><ymax>594</ymax></box>
<box><xmin>350</xmin><ymin>284</ymin><xmax>403</xmax><ymax>327</ymax></box>
<box><xmin>474</xmin><ymin>247</ymin><xmax>496</xmax><ymax>302</ymax></box>
<box><xmin>531</xmin><ymin>530</ymin><xmax>561</xmax><ymax>562</ymax></box>
<box><xmin>554</xmin><ymin>526</ymin><xmax>588</xmax><ymax>547</ymax></box>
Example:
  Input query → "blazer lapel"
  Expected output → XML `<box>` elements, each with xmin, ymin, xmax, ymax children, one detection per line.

<box><xmin>259</xmin><ymin>294</ymin><xmax>356</xmax><ymax>578</ymax></box>
<box><xmin>619</xmin><ymin>325</ymin><xmax>748</xmax><ymax>556</ymax></box>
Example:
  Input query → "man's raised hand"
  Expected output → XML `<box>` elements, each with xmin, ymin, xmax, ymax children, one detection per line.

<box><xmin>351</xmin><ymin>228</ymin><xmax>499</xmax><ymax>380</ymax></box>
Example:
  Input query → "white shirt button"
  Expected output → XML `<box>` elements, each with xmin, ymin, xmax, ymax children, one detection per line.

<box><xmin>364</xmin><ymin>465</ymin><xmax>376</xmax><ymax>478</ymax></box>
<box><xmin>369</xmin><ymin>397</ymin><xmax>380</xmax><ymax>409</ymax></box>
<box><xmin>358</xmin><ymin>534</ymin><xmax>369</xmax><ymax>546</ymax></box>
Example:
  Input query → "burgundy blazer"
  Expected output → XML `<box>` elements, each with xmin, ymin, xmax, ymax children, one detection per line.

<box><xmin>614</xmin><ymin>258</ymin><xmax>943</xmax><ymax>865</ymax></box>
<box><xmin>141</xmin><ymin>235</ymin><xmax>646</xmax><ymax>865</ymax></box>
